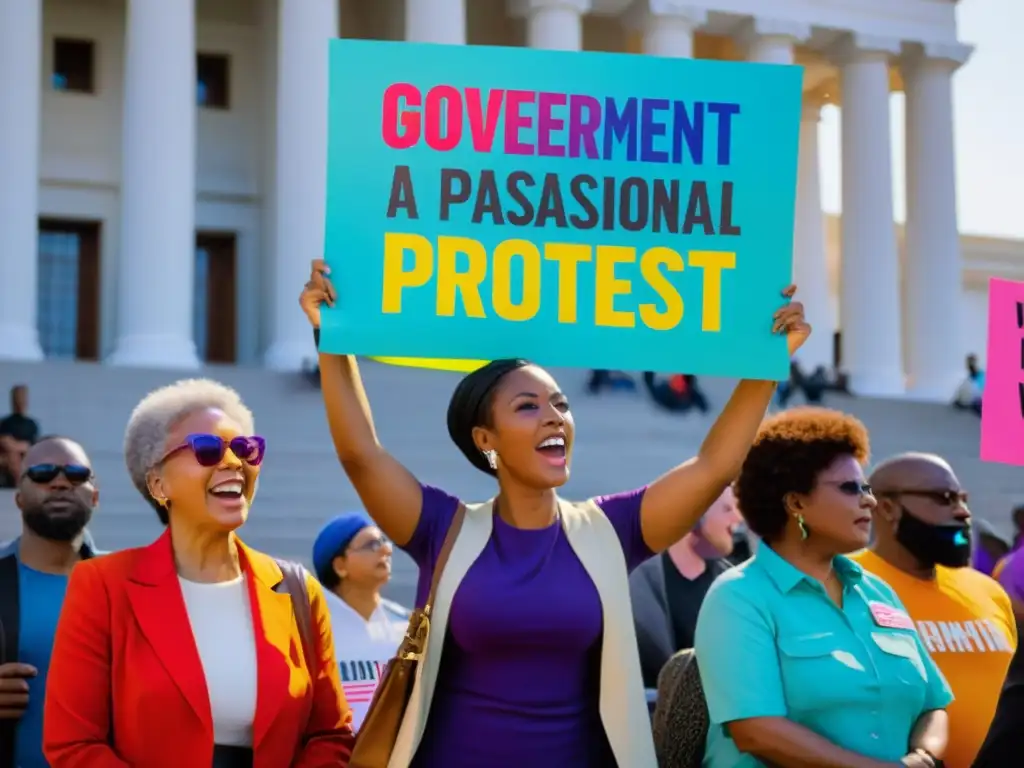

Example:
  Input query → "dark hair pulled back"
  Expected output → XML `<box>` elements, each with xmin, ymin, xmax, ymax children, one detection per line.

<box><xmin>446</xmin><ymin>359</ymin><xmax>531</xmax><ymax>475</ymax></box>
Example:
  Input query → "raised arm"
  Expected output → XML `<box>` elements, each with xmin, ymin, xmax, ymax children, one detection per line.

<box><xmin>301</xmin><ymin>259</ymin><xmax>423</xmax><ymax>546</ymax></box>
<box><xmin>638</xmin><ymin>286</ymin><xmax>810</xmax><ymax>553</ymax></box>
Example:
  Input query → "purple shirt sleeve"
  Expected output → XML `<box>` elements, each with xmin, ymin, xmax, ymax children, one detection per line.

<box><xmin>973</xmin><ymin>545</ymin><xmax>997</xmax><ymax>576</ymax></box>
<box><xmin>997</xmin><ymin>551</ymin><xmax>1024</xmax><ymax>602</ymax></box>
<box><xmin>593</xmin><ymin>486</ymin><xmax>654</xmax><ymax>573</ymax></box>
<box><xmin>401</xmin><ymin>484</ymin><xmax>461</xmax><ymax>608</ymax></box>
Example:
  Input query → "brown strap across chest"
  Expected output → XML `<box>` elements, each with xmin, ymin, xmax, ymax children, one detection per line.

<box><xmin>422</xmin><ymin>503</ymin><xmax>467</xmax><ymax>616</ymax></box>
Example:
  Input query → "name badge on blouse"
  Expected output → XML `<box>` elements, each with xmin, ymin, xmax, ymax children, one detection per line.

<box><xmin>868</xmin><ymin>601</ymin><xmax>915</xmax><ymax>631</ymax></box>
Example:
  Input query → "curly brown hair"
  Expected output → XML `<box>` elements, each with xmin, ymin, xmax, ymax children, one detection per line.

<box><xmin>735</xmin><ymin>407</ymin><xmax>871</xmax><ymax>542</ymax></box>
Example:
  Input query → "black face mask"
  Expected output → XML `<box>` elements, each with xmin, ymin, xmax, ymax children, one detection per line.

<box><xmin>22</xmin><ymin>497</ymin><xmax>93</xmax><ymax>542</ymax></box>
<box><xmin>895</xmin><ymin>507</ymin><xmax>972</xmax><ymax>568</ymax></box>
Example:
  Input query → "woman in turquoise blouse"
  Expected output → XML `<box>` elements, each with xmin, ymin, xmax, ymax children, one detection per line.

<box><xmin>695</xmin><ymin>408</ymin><xmax>951</xmax><ymax>768</ymax></box>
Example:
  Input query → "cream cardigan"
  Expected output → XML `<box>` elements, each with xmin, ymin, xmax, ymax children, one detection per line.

<box><xmin>388</xmin><ymin>497</ymin><xmax>657</xmax><ymax>767</ymax></box>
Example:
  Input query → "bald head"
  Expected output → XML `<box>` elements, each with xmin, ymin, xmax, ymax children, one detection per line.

<box><xmin>869</xmin><ymin>453</ymin><xmax>956</xmax><ymax>494</ymax></box>
<box><xmin>867</xmin><ymin>452</ymin><xmax>971</xmax><ymax>569</ymax></box>
<box><xmin>17</xmin><ymin>435</ymin><xmax>96</xmax><ymax>543</ymax></box>
<box><xmin>23</xmin><ymin>436</ymin><xmax>90</xmax><ymax>469</ymax></box>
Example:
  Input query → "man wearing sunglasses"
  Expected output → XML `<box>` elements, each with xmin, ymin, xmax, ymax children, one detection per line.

<box><xmin>853</xmin><ymin>452</ymin><xmax>1017</xmax><ymax>768</ymax></box>
<box><xmin>0</xmin><ymin>435</ymin><xmax>100</xmax><ymax>768</ymax></box>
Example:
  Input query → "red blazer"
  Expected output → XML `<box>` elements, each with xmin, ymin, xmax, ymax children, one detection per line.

<box><xmin>43</xmin><ymin>531</ymin><xmax>355</xmax><ymax>768</ymax></box>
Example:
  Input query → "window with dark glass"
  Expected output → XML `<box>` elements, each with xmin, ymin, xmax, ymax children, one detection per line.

<box><xmin>37</xmin><ymin>220</ymin><xmax>102</xmax><ymax>360</ymax></box>
<box><xmin>52</xmin><ymin>38</ymin><xmax>95</xmax><ymax>93</ymax></box>
<box><xmin>197</xmin><ymin>53</ymin><xmax>230</xmax><ymax>109</ymax></box>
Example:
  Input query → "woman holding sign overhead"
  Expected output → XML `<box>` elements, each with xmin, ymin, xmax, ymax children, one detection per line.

<box><xmin>299</xmin><ymin>259</ymin><xmax>810</xmax><ymax>768</ymax></box>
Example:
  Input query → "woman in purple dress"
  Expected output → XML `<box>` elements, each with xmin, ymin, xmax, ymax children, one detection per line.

<box><xmin>299</xmin><ymin>259</ymin><xmax>811</xmax><ymax>768</ymax></box>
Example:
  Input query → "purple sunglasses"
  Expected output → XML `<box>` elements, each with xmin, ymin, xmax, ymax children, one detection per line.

<box><xmin>161</xmin><ymin>433</ymin><xmax>267</xmax><ymax>468</ymax></box>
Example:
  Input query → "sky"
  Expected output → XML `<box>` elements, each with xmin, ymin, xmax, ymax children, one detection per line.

<box><xmin>816</xmin><ymin>0</ymin><xmax>1023</xmax><ymax>239</ymax></box>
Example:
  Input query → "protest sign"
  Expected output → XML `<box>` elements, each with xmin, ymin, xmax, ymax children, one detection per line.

<box><xmin>980</xmin><ymin>278</ymin><xmax>1024</xmax><ymax>466</ymax></box>
<box><xmin>322</xmin><ymin>40</ymin><xmax>802</xmax><ymax>378</ymax></box>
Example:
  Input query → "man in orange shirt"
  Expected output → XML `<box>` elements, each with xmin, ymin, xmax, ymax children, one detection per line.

<box><xmin>853</xmin><ymin>452</ymin><xmax>1016</xmax><ymax>768</ymax></box>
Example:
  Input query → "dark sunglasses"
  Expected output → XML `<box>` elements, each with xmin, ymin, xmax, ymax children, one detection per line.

<box><xmin>160</xmin><ymin>433</ymin><xmax>266</xmax><ymax>468</ymax></box>
<box><xmin>24</xmin><ymin>463</ymin><xmax>93</xmax><ymax>485</ymax></box>
<box><xmin>885</xmin><ymin>489</ymin><xmax>969</xmax><ymax>507</ymax></box>
<box><xmin>824</xmin><ymin>480</ymin><xmax>874</xmax><ymax>496</ymax></box>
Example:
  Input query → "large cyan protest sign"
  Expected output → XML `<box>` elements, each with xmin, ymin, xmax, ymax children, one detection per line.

<box><xmin>322</xmin><ymin>40</ymin><xmax>802</xmax><ymax>379</ymax></box>
<box><xmin>980</xmin><ymin>278</ymin><xmax>1024</xmax><ymax>466</ymax></box>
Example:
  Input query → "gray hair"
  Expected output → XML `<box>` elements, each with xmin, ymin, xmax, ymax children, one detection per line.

<box><xmin>124</xmin><ymin>378</ymin><xmax>255</xmax><ymax>513</ymax></box>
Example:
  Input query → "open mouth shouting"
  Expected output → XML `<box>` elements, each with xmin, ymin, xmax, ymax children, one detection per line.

<box><xmin>208</xmin><ymin>477</ymin><xmax>247</xmax><ymax>510</ymax></box>
<box><xmin>536</xmin><ymin>434</ymin><xmax>567</xmax><ymax>467</ymax></box>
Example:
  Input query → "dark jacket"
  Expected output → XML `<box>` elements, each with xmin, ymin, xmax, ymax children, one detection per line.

<box><xmin>629</xmin><ymin>555</ymin><xmax>678</xmax><ymax>691</ymax></box>
<box><xmin>972</xmin><ymin>681</ymin><xmax>1024</xmax><ymax>767</ymax></box>
<box><xmin>0</xmin><ymin>530</ymin><xmax>99</xmax><ymax>767</ymax></box>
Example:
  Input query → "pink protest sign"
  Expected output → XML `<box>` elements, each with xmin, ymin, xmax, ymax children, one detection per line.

<box><xmin>980</xmin><ymin>278</ymin><xmax>1024</xmax><ymax>465</ymax></box>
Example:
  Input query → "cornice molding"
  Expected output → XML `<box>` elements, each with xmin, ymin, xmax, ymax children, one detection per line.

<box><xmin>507</xmin><ymin>0</ymin><xmax>593</xmax><ymax>18</ymax></box>
<box><xmin>621</xmin><ymin>1</ymin><xmax>707</xmax><ymax>32</ymax></box>
<box><xmin>828</xmin><ymin>32</ymin><xmax>902</xmax><ymax>66</ymax></box>
<box><xmin>733</xmin><ymin>17</ymin><xmax>811</xmax><ymax>49</ymax></box>
<box><xmin>902</xmin><ymin>40</ymin><xmax>975</xmax><ymax>70</ymax></box>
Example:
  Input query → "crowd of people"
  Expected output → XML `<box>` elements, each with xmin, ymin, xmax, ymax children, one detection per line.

<box><xmin>0</xmin><ymin>263</ymin><xmax>1019</xmax><ymax>768</ymax></box>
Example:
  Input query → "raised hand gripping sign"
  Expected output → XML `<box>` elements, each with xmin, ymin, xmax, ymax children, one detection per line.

<box><xmin>980</xmin><ymin>278</ymin><xmax>1024</xmax><ymax>466</ymax></box>
<box><xmin>321</xmin><ymin>40</ymin><xmax>802</xmax><ymax>378</ymax></box>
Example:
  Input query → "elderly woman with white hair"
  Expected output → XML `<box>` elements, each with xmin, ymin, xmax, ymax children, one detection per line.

<box><xmin>43</xmin><ymin>378</ymin><xmax>355</xmax><ymax>768</ymax></box>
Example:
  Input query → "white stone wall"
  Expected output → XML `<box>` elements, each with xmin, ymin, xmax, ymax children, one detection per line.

<box><xmin>37</xmin><ymin>0</ymin><xmax>268</xmax><ymax>362</ymax></box>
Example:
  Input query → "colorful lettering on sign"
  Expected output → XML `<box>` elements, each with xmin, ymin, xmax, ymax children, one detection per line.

<box><xmin>380</xmin><ymin>234</ymin><xmax>734</xmax><ymax>332</ymax></box>
<box><xmin>322</xmin><ymin>40</ymin><xmax>801</xmax><ymax>377</ymax></box>
<box><xmin>380</xmin><ymin>84</ymin><xmax>739</xmax><ymax>165</ymax></box>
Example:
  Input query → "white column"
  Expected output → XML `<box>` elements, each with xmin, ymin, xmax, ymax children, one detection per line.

<box><xmin>791</xmin><ymin>102</ymin><xmax>834</xmax><ymax>371</ymax></box>
<box><xmin>634</xmin><ymin>1</ymin><xmax>706</xmax><ymax>58</ymax></box>
<box><xmin>903</xmin><ymin>43</ymin><xmax>973</xmax><ymax>400</ymax></box>
<box><xmin>109</xmin><ymin>0</ymin><xmax>199</xmax><ymax>368</ymax></box>
<box><xmin>511</xmin><ymin>0</ymin><xmax>590</xmax><ymax>51</ymax></box>
<box><xmin>835</xmin><ymin>36</ymin><xmax>904</xmax><ymax>396</ymax></box>
<box><xmin>264</xmin><ymin>0</ymin><xmax>338</xmax><ymax>371</ymax></box>
<box><xmin>0</xmin><ymin>0</ymin><xmax>44</xmax><ymax>361</ymax></box>
<box><xmin>406</xmin><ymin>0</ymin><xmax>465</xmax><ymax>44</ymax></box>
<box><xmin>742</xmin><ymin>22</ymin><xmax>831</xmax><ymax>370</ymax></box>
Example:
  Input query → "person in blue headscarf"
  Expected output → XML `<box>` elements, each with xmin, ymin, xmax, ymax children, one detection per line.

<box><xmin>312</xmin><ymin>512</ymin><xmax>409</xmax><ymax>731</ymax></box>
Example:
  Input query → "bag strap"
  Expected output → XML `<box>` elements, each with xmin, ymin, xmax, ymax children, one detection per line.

<box><xmin>274</xmin><ymin>560</ymin><xmax>316</xmax><ymax>670</ymax></box>
<box><xmin>422</xmin><ymin>503</ymin><xmax>467</xmax><ymax>615</ymax></box>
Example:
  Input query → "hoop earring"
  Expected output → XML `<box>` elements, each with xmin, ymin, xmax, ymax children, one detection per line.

<box><xmin>485</xmin><ymin>450</ymin><xmax>497</xmax><ymax>470</ymax></box>
<box><xmin>797</xmin><ymin>514</ymin><xmax>808</xmax><ymax>541</ymax></box>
